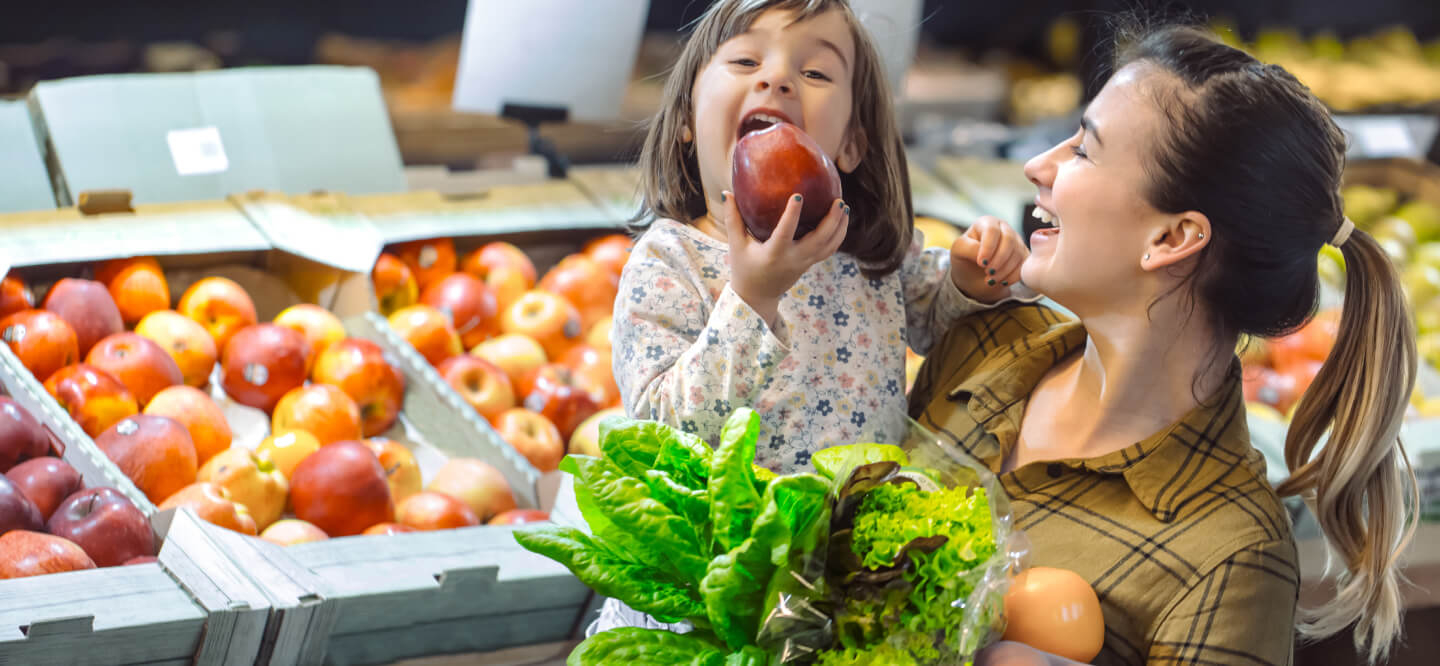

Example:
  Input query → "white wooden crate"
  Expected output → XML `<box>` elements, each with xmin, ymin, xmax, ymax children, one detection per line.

<box><xmin>0</xmin><ymin>344</ymin><xmax>272</xmax><ymax>665</ymax></box>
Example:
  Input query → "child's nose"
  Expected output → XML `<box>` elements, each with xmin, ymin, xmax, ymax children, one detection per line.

<box><xmin>756</xmin><ymin>78</ymin><xmax>793</xmax><ymax>95</ymax></box>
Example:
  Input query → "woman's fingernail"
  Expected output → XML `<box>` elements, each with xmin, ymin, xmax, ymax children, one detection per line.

<box><xmin>987</xmin><ymin>279</ymin><xmax>996</xmax><ymax>286</ymax></box>
<box><xmin>720</xmin><ymin>192</ymin><xmax>727</xmax><ymax>202</ymax></box>
<box><xmin>843</xmin><ymin>205</ymin><xmax>851</xmax><ymax>216</ymax></box>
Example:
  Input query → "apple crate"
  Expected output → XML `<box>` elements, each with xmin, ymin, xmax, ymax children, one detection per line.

<box><xmin>0</xmin><ymin>340</ymin><xmax>271</xmax><ymax>665</ymax></box>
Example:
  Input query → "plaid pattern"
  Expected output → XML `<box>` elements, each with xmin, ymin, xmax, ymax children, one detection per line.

<box><xmin>909</xmin><ymin>303</ymin><xmax>1298</xmax><ymax>666</ymax></box>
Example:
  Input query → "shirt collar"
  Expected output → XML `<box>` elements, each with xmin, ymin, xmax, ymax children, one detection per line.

<box><xmin>948</xmin><ymin>322</ymin><xmax>1257</xmax><ymax>522</ymax></box>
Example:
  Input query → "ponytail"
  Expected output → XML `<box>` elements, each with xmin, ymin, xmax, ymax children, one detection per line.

<box><xmin>1276</xmin><ymin>227</ymin><xmax>1420</xmax><ymax>663</ymax></box>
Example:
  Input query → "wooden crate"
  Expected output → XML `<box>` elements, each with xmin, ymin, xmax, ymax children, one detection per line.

<box><xmin>0</xmin><ymin>342</ymin><xmax>272</xmax><ymax>665</ymax></box>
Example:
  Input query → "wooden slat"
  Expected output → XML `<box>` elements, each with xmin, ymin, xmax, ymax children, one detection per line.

<box><xmin>322</xmin><ymin>607</ymin><xmax>583</xmax><ymax>666</ymax></box>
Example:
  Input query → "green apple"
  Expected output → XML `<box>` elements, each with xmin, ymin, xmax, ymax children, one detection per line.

<box><xmin>1395</xmin><ymin>201</ymin><xmax>1440</xmax><ymax>243</ymax></box>
<box><xmin>1317</xmin><ymin>246</ymin><xmax>1346</xmax><ymax>286</ymax></box>
<box><xmin>567</xmin><ymin>407</ymin><xmax>625</xmax><ymax>458</ymax></box>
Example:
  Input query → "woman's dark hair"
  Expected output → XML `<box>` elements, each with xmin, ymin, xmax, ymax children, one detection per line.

<box><xmin>1116</xmin><ymin>24</ymin><xmax>1418</xmax><ymax>663</ymax></box>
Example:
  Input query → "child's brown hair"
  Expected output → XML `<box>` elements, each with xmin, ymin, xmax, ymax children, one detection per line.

<box><xmin>632</xmin><ymin>0</ymin><xmax>912</xmax><ymax>278</ymax></box>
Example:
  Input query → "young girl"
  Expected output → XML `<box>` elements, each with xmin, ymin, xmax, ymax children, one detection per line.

<box><xmin>612</xmin><ymin>0</ymin><xmax>1030</xmax><ymax>475</ymax></box>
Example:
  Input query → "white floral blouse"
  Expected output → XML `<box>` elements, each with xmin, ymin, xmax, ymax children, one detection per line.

<box><xmin>612</xmin><ymin>218</ymin><xmax>999</xmax><ymax>474</ymax></box>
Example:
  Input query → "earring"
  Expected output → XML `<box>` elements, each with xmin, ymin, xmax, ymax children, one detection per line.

<box><xmin>1143</xmin><ymin>253</ymin><xmax>1151</xmax><ymax>261</ymax></box>
<box><xmin>1198</xmin><ymin>232</ymin><xmax>1205</xmax><ymax>239</ymax></box>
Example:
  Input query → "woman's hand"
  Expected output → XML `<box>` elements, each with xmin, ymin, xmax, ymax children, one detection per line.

<box><xmin>950</xmin><ymin>216</ymin><xmax>1029</xmax><ymax>303</ymax></box>
<box><xmin>722</xmin><ymin>190</ymin><xmax>849</xmax><ymax>326</ymax></box>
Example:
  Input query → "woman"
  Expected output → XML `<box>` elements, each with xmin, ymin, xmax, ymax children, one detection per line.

<box><xmin>910</xmin><ymin>25</ymin><xmax>1419</xmax><ymax>666</ymax></box>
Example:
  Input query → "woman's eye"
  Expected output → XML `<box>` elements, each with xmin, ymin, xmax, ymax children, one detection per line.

<box><xmin>1070</xmin><ymin>144</ymin><xmax>1088</xmax><ymax>159</ymax></box>
<box><xmin>803</xmin><ymin>69</ymin><xmax>831</xmax><ymax>81</ymax></box>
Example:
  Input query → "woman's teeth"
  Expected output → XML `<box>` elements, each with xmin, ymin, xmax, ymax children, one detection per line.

<box><xmin>1032</xmin><ymin>207</ymin><xmax>1060</xmax><ymax>228</ymax></box>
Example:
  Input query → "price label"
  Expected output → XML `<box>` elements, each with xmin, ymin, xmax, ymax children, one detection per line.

<box><xmin>167</xmin><ymin>126</ymin><xmax>230</xmax><ymax>176</ymax></box>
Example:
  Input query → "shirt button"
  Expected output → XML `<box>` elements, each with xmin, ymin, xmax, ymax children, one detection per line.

<box><xmin>1046</xmin><ymin>463</ymin><xmax>1064</xmax><ymax>479</ymax></box>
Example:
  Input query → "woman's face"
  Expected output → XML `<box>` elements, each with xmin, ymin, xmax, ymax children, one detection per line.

<box><xmin>1021</xmin><ymin>63</ymin><xmax>1184</xmax><ymax>312</ymax></box>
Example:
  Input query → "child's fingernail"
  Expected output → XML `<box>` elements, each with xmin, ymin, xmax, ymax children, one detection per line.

<box><xmin>720</xmin><ymin>192</ymin><xmax>727</xmax><ymax>202</ymax></box>
<box><xmin>793</xmin><ymin>194</ymin><xmax>802</xmax><ymax>202</ymax></box>
<box><xmin>982</xmin><ymin>259</ymin><xmax>989</xmax><ymax>266</ymax></box>
<box><xmin>987</xmin><ymin>279</ymin><xmax>996</xmax><ymax>286</ymax></box>
<box><xmin>1001</xmin><ymin>281</ymin><xmax>1009</xmax><ymax>286</ymax></box>
<box><xmin>843</xmin><ymin>205</ymin><xmax>851</xmax><ymax>216</ymax></box>
<box><xmin>988</xmin><ymin>268</ymin><xmax>996</xmax><ymax>275</ymax></box>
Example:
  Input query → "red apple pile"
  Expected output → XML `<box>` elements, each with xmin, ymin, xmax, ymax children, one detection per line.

<box><xmin>0</xmin><ymin>395</ymin><xmax>153</xmax><ymax>579</ymax></box>
<box><xmin>1241</xmin><ymin>308</ymin><xmax>1339</xmax><ymax>419</ymax></box>
<box><xmin>374</xmin><ymin>234</ymin><xmax>630</xmax><ymax>474</ymax></box>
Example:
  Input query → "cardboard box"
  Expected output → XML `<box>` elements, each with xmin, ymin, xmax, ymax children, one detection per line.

<box><xmin>29</xmin><ymin>66</ymin><xmax>406</xmax><ymax>207</ymax></box>
<box><xmin>0</xmin><ymin>338</ymin><xmax>271</xmax><ymax>665</ymax></box>
<box><xmin>0</xmin><ymin>100</ymin><xmax>55</xmax><ymax>212</ymax></box>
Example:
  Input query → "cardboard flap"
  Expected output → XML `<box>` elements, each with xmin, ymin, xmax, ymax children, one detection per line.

<box><xmin>350</xmin><ymin>181</ymin><xmax>621</xmax><ymax>244</ymax></box>
<box><xmin>0</xmin><ymin>101</ymin><xmax>56</xmax><ymax>213</ymax></box>
<box><xmin>231</xmin><ymin>192</ymin><xmax>383</xmax><ymax>274</ymax></box>
<box><xmin>0</xmin><ymin>200</ymin><xmax>269</xmax><ymax>272</ymax></box>
<box><xmin>31</xmin><ymin>66</ymin><xmax>406</xmax><ymax>206</ymax></box>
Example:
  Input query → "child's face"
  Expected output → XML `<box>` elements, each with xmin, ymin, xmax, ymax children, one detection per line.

<box><xmin>1020</xmin><ymin>63</ymin><xmax>1174</xmax><ymax>311</ymax></box>
<box><xmin>689</xmin><ymin>8</ymin><xmax>858</xmax><ymax>218</ymax></box>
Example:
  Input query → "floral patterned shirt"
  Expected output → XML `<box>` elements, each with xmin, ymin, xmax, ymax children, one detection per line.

<box><xmin>612</xmin><ymin>218</ymin><xmax>998</xmax><ymax>473</ymax></box>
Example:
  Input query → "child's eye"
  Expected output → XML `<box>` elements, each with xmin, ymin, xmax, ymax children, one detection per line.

<box><xmin>730</xmin><ymin>58</ymin><xmax>759</xmax><ymax>67</ymax></box>
<box><xmin>803</xmin><ymin>69</ymin><xmax>832</xmax><ymax>81</ymax></box>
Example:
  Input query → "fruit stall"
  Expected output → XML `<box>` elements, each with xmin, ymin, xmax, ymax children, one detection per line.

<box><xmin>2</xmin><ymin>10</ymin><xmax>1440</xmax><ymax>665</ymax></box>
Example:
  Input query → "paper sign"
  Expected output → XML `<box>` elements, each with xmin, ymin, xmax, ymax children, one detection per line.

<box><xmin>167</xmin><ymin>126</ymin><xmax>229</xmax><ymax>176</ymax></box>
<box><xmin>851</xmin><ymin>0</ymin><xmax>924</xmax><ymax>92</ymax></box>
<box><xmin>452</xmin><ymin>0</ymin><xmax>650</xmax><ymax>122</ymax></box>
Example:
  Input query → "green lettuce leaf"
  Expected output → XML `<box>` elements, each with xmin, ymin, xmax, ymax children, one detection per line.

<box><xmin>514</xmin><ymin>528</ymin><xmax>704</xmax><ymax>623</ymax></box>
<box><xmin>600</xmin><ymin>417</ymin><xmax>713</xmax><ymax>490</ymax></box>
<box><xmin>565</xmin><ymin>455</ymin><xmax>710</xmax><ymax>582</ymax></box>
<box><xmin>709</xmin><ymin>408</ymin><xmax>764</xmax><ymax>553</ymax></box>
<box><xmin>568</xmin><ymin>627</ymin><xmax>728</xmax><ymax>666</ymax></box>
<box><xmin>811</xmin><ymin>444</ymin><xmax>909</xmax><ymax>482</ymax></box>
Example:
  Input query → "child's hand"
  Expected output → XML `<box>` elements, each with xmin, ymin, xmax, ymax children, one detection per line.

<box><xmin>950</xmin><ymin>216</ymin><xmax>1028</xmax><ymax>303</ymax></box>
<box><xmin>722</xmin><ymin>190</ymin><xmax>849</xmax><ymax>326</ymax></box>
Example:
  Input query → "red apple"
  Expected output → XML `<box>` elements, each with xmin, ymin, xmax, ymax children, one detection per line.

<box><xmin>198</xmin><ymin>447</ymin><xmax>288</xmax><ymax>532</ymax></box>
<box><xmin>500</xmin><ymin>291</ymin><xmax>583</xmax><ymax>361</ymax></box>
<box><xmin>273</xmin><ymin>304</ymin><xmax>347</xmax><ymax>371</ymax></box>
<box><xmin>290</xmin><ymin>441</ymin><xmax>394</xmax><ymax>537</ymax></box>
<box><xmin>95</xmin><ymin>414</ymin><xmax>198</xmax><ymax>504</ymax></box>
<box><xmin>44</xmin><ymin>364</ymin><xmax>139</xmax><ymax>438</ymax></box>
<box><xmin>124</xmin><ymin>555</ymin><xmax>158</xmax><ymax>566</ymax></box>
<box><xmin>471</xmin><ymin>333</ymin><xmax>548</xmax><ymax>396</ymax></box>
<box><xmin>731</xmin><ymin>121</ymin><xmax>842</xmax><ymax>241</ymax></box>
<box><xmin>47</xmin><ymin>487</ymin><xmax>155</xmax><ymax>567</ymax></box>
<box><xmin>583</xmin><ymin>234</ymin><xmax>634</xmax><ymax>278</ymax></box>
<box><xmin>135</xmin><ymin>310</ymin><xmax>218</xmax><ymax>388</ymax></box>
<box><xmin>395</xmin><ymin>491</ymin><xmax>479</xmax><ymax>531</ymax></box>
<box><xmin>437</xmin><ymin>355</ymin><xmax>515</xmax><ymax>423</ymax></box>
<box><xmin>144</xmin><ymin>385</ymin><xmax>232</xmax><ymax>465</ymax></box>
<box><xmin>421</xmin><ymin>273</ymin><xmax>500</xmax><ymax>349</ymax></box>
<box><xmin>0</xmin><ymin>396</ymin><xmax>52</xmax><ymax>473</ymax></box>
<box><xmin>361</xmin><ymin>522</ymin><xmax>416</xmax><ymax>536</ymax></box>
<box><xmin>220</xmin><ymin>324</ymin><xmax>311</xmax><ymax>413</ymax></box>
<box><xmin>538</xmin><ymin>255</ymin><xmax>618</xmax><ymax>330</ymax></box>
<box><xmin>272</xmin><ymin>384</ymin><xmax>363</xmax><ymax>446</ymax></box>
<box><xmin>86</xmin><ymin>332</ymin><xmax>184</xmax><ymax>407</ymax></box>
<box><xmin>521</xmin><ymin>363</ymin><xmax>602</xmax><ymax>442</ymax></box>
<box><xmin>260</xmin><ymin>519</ymin><xmax>330</xmax><ymax>546</ymax></box>
<box><xmin>388</xmin><ymin>305</ymin><xmax>462</xmax><ymax>366</ymax></box>
<box><xmin>585</xmin><ymin>316</ymin><xmax>613</xmax><ymax>352</ymax></box>
<box><xmin>393</xmin><ymin>238</ymin><xmax>457</xmax><ymax>292</ymax></box>
<box><xmin>1243</xmin><ymin>366</ymin><xmax>1301</xmax><ymax>414</ymax></box>
<box><xmin>159</xmin><ymin>482</ymin><xmax>257</xmax><ymax>536</ymax></box>
<box><xmin>485</xmin><ymin>266</ymin><xmax>530</xmax><ymax>318</ymax></box>
<box><xmin>488</xmin><ymin>509</ymin><xmax>551</xmax><ymax>526</ymax></box>
<box><xmin>363</xmin><ymin>438</ymin><xmax>422</xmax><ymax>504</ymax></box>
<box><xmin>460</xmin><ymin>242</ymin><xmax>537</xmax><ymax>288</ymax></box>
<box><xmin>493</xmin><ymin>408</ymin><xmax>565</xmax><ymax>472</ymax></box>
<box><xmin>425</xmin><ymin>458</ymin><xmax>516</xmax><ymax>522</ymax></box>
<box><xmin>1</xmin><ymin>309</ymin><xmax>80</xmax><ymax>382</ymax></box>
<box><xmin>0</xmin><ymin>276</ymin><xmax>32</xmax><ymax>319</ymax></box>
<box><xmin>0</xmin><ymin>474</ymin><xmax>43</xmax><ymax>535</ymax></box>
<box><xmin>0</xmin><ymin>530</ymin><xmax>95</xmax><ymax>578</ymax></box>
<box><xmin>6</xmin><ymin>457</ymin><xmax>83</xmax><ymax>522</ymax></box>
<box><xmin>97</xmin><ymin>257</ymin><xmax>170</xmax><ymax>326</ymax></box>
<box><xmin>311</xmin><ymin>338</ymin><xmax>406</xmax><ymax>437</ymax></box>
<box><xmin>373</xmin><ymin>252</ymin><xmax>420</xmax><ymax>317</ymax></box>
<box><xmin>42</xmin><ymin>278</ymin><xmax>124</xmax><ymax>357</ymax></box>
<box><xmin>177</xmin><ymin>276</ymin><xmax>258</xmax><ymax>353</ymax></box>
<box><xmin>560</xmin><ymin>344</ymin><xmax>619</xmax><ymax>408</ymax></box>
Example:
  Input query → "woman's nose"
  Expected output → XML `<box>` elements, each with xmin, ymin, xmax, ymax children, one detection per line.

<box><xmin>1024</xmin><ymin>145</ymin><xmax>1059</xmax><ymax>188</ymax></box>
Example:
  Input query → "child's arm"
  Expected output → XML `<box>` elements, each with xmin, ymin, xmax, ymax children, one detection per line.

<box><xmin>612</xmin><ymin>235</ymin><xmax>793</xmax><ymax>438</ymax></box>
<box><xmin>902</xmin><ymin>216</ymin><xmax>1030</xmax><ymax>355</ymax></box>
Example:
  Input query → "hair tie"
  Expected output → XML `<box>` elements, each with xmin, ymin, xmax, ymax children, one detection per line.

<box><xmin>1329</xmin><ymin>217</ymin><xmax>1355</xmax><ymax>248</ymax></box>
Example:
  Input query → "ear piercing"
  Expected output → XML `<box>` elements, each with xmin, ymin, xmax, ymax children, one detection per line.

<box><xmin>1198</xmin><ymin>232</ymin><xmax>1205</xmax><ymax>239</ymax></box>
<box><xmin>1144</xmin><ymin>254</ymin><xmax>1151</xmax><ymax>261</ymax></box>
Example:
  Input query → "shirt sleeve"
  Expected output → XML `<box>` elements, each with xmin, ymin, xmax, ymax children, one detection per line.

<box><xmin>611</xmin><ymin>239</ymin><xmax>791</xmax><ymax>440</ymax></box>
<box><xmin>1147</xmin><ymin>539</ymin><xmax>1298</xmax><ymax>666</ymax></box>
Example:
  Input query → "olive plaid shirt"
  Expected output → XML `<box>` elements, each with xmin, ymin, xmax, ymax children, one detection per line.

<box><xmin>909</xmin><ymin>303</ymin><xmax>1298</xmax><ymax>665</ymax></box>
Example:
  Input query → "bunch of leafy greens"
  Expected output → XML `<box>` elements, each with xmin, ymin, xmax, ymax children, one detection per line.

<box><xmin>813</xmin><ymin>448</ymin><xmax>998</xmax><ymax>665</ymax></box>
<box><xmin>515</xmin><ymin>409</ymin><xmax>834</xmax><ymax>665</ymax></box>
